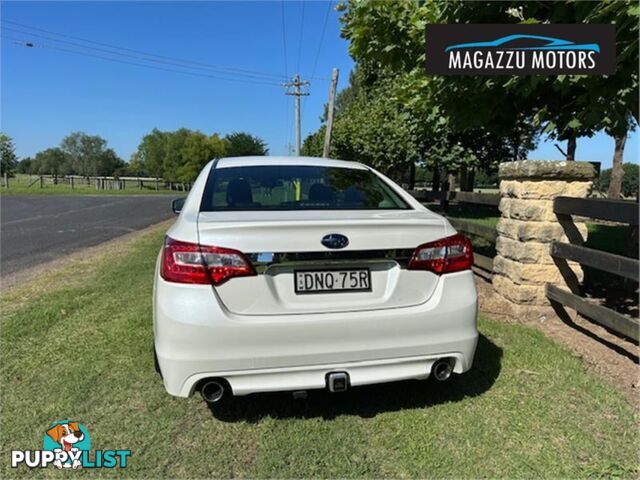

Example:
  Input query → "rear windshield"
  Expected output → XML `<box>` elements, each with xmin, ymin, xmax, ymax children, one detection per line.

<box><xmin>200</xmin><ymin>165</ymin><xmax>411</xmax><ymax>211</ymax></box>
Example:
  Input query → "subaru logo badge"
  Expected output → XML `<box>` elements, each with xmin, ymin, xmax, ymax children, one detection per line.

<box><xmin>321</xmin><ymin>233</ymin><xmax>349</xmax><ymax>250</ymax></box>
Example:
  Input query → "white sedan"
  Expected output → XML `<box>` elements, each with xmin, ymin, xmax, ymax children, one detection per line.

<box><xmin>153</xmin><ymin>156</ymin><xmax>478</xmax><ymax>403</ymax></box>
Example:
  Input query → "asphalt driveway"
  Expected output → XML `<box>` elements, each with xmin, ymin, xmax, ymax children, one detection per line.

<box><xmin>1</xmin><ymin>195</ymin><xmax>175</xmax><ymax>275</ymax></box>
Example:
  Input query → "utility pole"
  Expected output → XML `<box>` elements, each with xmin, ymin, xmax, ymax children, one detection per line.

<box><xmin>323</xmin><ymin>68</ymin><xmax>339</xmax><ymax>158</ymax></box>
<box><xmin>284</xmin><ymin>74</ymin><xmax>310</xmax><ymax>155</ymax></box>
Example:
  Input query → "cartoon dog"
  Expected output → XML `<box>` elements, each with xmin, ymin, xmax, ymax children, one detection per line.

<box><xmin>46</xmin><ymin>422</ymin><xmax>84</xmax><ymax>469</ymax></box>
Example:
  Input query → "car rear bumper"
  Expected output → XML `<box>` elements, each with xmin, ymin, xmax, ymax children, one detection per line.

<box><xmin>153</xmin><ymin>269</ymin><xmax>478</xmax><ymax>397</ymax></box>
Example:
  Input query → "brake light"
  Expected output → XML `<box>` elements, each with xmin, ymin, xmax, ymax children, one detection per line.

<box><xmin>161</xmin><ymin>236</ymin><xmax>256</xmax><ymax>285</ymax></box>
<box><xmin>408</xmin><ymin>234</ymin><xmax>473</xmax><ymax>274</ymax></box>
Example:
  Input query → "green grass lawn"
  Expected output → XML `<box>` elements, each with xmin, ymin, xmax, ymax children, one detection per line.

<box><xmin>438</xmin><ymin>204</ymin><xmax>500</xmax><ymax>229</ymax></box>
<box><xmin>585</xmin><ymin>223</ymin><xmax>635</xmax><ymax>256</ymax></box>
<box><xmin>1</xmin><ymin>174</ymin><xmax>177</xmax><ymax>195</ymax></box>
<box><xmin>1</xmin><ymin>225</ymin><xmax>637</xmax><ymax>478</ymax></box>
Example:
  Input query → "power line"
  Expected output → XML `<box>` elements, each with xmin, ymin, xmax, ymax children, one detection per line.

<box><xmin>295</xmin><ymin>0</ymin><xmax>311</xmax><ymax>137</ymax></box>
<box><xmin>2</xmin><ymin>18</ymin><xmax>287</xmax><ymax>81</ymax></box>
<box><xmin>296</xmin><ymin>1</ymin><xmax>306</xmax><ymax>75</ymax></box>
<box><xmin>1</xmin><ymin>19</ymin><xmax>287</xmax><ymax>82</ymax></box>
<box><xmin>280</xmin><ymin>1</ymin><xmax>291</xmax><ymax>152</ymax></box>
<box><xmin>3</xmin><ymin>25</ymin><xmax>284</xmax><ymax>83</ymax></box>
<box><xmin>280</xmin><ymin>1</ymin><xmax>289</xmax><ymax>78</ymax></box>
<box><xmin>2</xmin><ymin>23</ymin><xmax>285</xmax><ymax>83</ymax></box>
<box><xmin>2</xmin><ymin>25</ymin><xmax>283</xmax><ymax>83</ymax></box>
<box><xmin>3</xmin><ymin>36</ymin><xmax>282</xmax><ymax>87</ymax></box>
<box><xmin>301</xmin><ymin>0</ymin><xmax>334</xmax><ymax>140</ymax></box>
<box><xmin>310</xmin><ymin>0</ymin><xmax>333</xmax><ymax>80</ymax></box>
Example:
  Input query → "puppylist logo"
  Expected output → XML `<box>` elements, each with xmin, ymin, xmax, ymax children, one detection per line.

<box><xmin>11</xmin><ymin>420</ymin><xmax>131</xmax><ymax>470</ymax></box>
<box><xmin>425</xmin><ymin>24</ymin><xmax>616</xmax><ymax>75</ymax></box>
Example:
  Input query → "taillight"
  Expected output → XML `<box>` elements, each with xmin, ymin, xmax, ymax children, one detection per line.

<box><xmin>408</xmin><ymin>234</ymin><xmax>473</xmax><ymax>274</ymax></box>
<box><xmin>161</xmin><ymin>236</ymin><xmax>256</xmax><ymax>285</ymax></box>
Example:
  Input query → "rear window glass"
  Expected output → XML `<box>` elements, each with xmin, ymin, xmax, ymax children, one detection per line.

<box><xmin>200</xmin><ymin>165</ymin><xmax>411</xmax><ymax>211</ymax></box>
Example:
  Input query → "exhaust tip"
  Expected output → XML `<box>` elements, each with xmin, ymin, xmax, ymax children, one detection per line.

<box><xmin>432</xmin><ymin>359</ymin><xmax>454</xmax><ymax>381</ymax></box>
<box><xmin>200</xmin><ymin>380</ymin><xmax>225</xmax><ymax>403</ymax></box>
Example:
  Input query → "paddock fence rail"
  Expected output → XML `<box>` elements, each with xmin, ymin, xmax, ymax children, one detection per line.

<box><xmin>547</xmin><ymin>197</ymin><xmax>639</xmax><ymax>342</ymax></box>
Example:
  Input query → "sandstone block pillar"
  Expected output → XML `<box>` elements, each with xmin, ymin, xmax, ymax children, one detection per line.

<box><xmin>493</xmin><ymin>160</ymin><xmax>596</xmax><ymax>307</ymax></box>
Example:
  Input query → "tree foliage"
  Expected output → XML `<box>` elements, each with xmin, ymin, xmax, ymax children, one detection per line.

<box><xmin>33</xmin><ymin>148</ymin><xmax>69</xmax><ymax>177</ymax></box>
<box><xmin>17</xmin><ymin>157</ymin><xmax>33</xmax><ymax>174</ymax></box>
<box><xmin>59</xmin><ymin>132</ymin><xmax>124</xmax><ymax>176</ymax></box>
<box><xmin>433</xmin><ymin>1</ymin><xmax>638</xmax><ymax>157</ymax></box>
<box><xmin>332</xmin><ymin>0</ymin><xmax>638</xmax><ymax>192</ymax></box>
<box><xmin>597</xmin><ymin>163</ymin><xmax>639</xmax><ymax>198</ymax></box>
<box><xmin>10</xmin><ymin>129</ymin><xmax>267</xmax><ymax>183</ymax></box>
<box><xmin>0</xmin><ymin>133</ymin><xmax>18</xmax><ymax>176</ymax></box>
<box><xmin>340</xmin><ymin>1</ymin><xmax>541</xmax><ymax>161</ymax></box>
<box><xmin>301</xmin><ymin>126</ymin><xmax>326</xmax><ymax>157</ymax></box>
<box><xmin>25</xmin><ymin>132</ymin><xmax>125</xmax><ymax>177</ymax></box>
<box><xmin>333</xmin><ymin>78</ymin><xmax>418</xmax><ymax>176</ymax></box>
<box><xmin>304</xmin><ymin>73</ymin><xmax>421</xmax><ymax>186</ymax></box>
<box><xmin>223</xmin><ymin>132</ymin><xmax>268</xmax><ymax>157</ymax></box>
<box><xmin>135</xmin><ymin>128</ymin><xmax>231</xmax><ymax>182</ymax></box>
<box><xmin>322</xmin><ymin>1</ymin><xmax>541</xmax><ymax>188</ymax></box>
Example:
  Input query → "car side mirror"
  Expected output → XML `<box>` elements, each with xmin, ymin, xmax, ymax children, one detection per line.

<box><xmin>172</xmin><ymin>198</ymin><xmax>186</xmax><ymax>214</ymax></box>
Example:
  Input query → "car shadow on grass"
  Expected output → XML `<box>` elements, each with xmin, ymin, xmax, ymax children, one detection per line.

<box><xmin>208</xmin><ymin>334</ymin><xmax>502</xmax><ymax>422</ymax></box>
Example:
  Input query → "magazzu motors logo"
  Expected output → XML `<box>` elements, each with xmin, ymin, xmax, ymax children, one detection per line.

<box><xmin>10</xmin><ymin>420</ymin><xmax>131</xmax><ymax>470</ymax></box>
<box><xmin>425</xmin><ymin>24</ymin><xmax>616</xmax><ymax>75</ymax></box>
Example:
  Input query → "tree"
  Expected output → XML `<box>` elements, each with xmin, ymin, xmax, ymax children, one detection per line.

<box><xmin>127</xmin><ymin>152</ymin><xmax>147</xmax><ymax>177</ymax></box>
<box><xmin>17</xmin><ymin>157</ymin><xmax>34</xmax><ymax>174</ymax></box>
<box><xmin>330</xmin><ymin>76</ymin><xmax>421</xmax><ymax>187</ymax></box>
<box><xmin>302</xmin><ymin>66</ymin><xmax>517</xmax><ymax>190</ymax></box>
<box><xmin>339</xmin><ymin>0</ymin><xmax>638</xmax><ymax>195</ymax></box>
<box><xmin>223</xmin><ymin>132</ymin><xmax>268</xmax><ymax>157</ymax></box>
<box><xmin>338</xmin><ymin>0</ymin><xmax>540</xmax><ymax>189</ymax></box>
<box><xmin>176</xmin><ymin>132</ymin><xmax>225</xmax><ymax>183</ymax></box>
<box><xmin>597</xmin><ymin>163</ymin><xmax>639</xmax><ymax>199</ymax></box>
<box><xmin>135</xmin><ymin>129</ymin><xmax>168</xmax><ymax>179</ymax></box>
<box><xmin>59</xmin><ymin>132</ymin><xmax>122</xmax><ymax>177</ymax></box>
<box><xmin>96</xmin><ymin>148</ymin><xmax>125</xmax><ymax>176</ymax></box>
<box><xmin>159</xmin><ymin>128</ymin><xmax>191</xmax><ymax>182</ymax></box>
<box><xmin>0</xmin><ymin>133</ymin><xmax>18</xmax><ymax>177</ymax></box>
<box><xmin>580</xmin><ymin>1</ymin><xmax>639</xmax><ymax>197</ymax></box>
<box><xmin>33</xmin><ymin>148</ymin><xmax>69</xmax><ymax>179</ymax></box>
<box><xmin>434</xmin><ymin>0</ymin><xmax>638</xmax><ymax>174</ymax></box>
<box><xmin>27</xmin><ymin>132</ymin><xmax>125</xmax><ymax>178</ymax></box>
<box><xmin>301</xmin><ymin>126</ymin><xmax>326</xmax><ymax>157</ymax></box>
<box><xmin>134</xmin><ymin>128</ymin><xmax>227</xmax><ymax>183</ymax></box>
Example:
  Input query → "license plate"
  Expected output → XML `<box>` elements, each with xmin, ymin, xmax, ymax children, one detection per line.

<box><xmin>294</xmin><ymin>269</ymin><xmax>371</xmax><ymax>294</ymax></box>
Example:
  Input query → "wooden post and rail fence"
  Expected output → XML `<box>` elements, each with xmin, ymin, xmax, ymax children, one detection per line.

<box><xmin>546</xmin><ymin>197</ymin><xmax>639</xmax><ymax>342</ymax></box>
<box><xmin>2</xmin><ymin>175</ymin><xmax>177</xmax><ymax>191</ymax></box>
<box><xmin>411</xmin><ymin>160</ymin><xmax>638</xmax><ymax>344</ymax></box>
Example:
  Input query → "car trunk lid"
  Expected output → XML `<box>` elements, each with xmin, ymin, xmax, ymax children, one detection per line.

<box><xmin>197</xmin><ymin>209</ymin><xmax>447</xmax><ymax>315</ymax></box>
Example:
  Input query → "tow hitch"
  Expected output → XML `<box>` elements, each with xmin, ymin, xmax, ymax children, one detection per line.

<box><xmin>327</xmin><ymin>372</ymin><xmax>349</xmax><ymax>392</ymax></box>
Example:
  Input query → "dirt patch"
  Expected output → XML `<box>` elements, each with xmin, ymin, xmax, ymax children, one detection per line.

<box><xmin>474</xmin><ymin>271</ymin><xmax>640</xmax><ymax>406</ymax></box>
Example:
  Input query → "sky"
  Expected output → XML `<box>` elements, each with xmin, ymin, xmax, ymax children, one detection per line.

<box><xmin>1</xmin><ymin>1</ymin><xmax>638</xmax><ymax>169</ymax></box>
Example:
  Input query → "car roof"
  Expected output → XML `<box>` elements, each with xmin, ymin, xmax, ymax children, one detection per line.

<box><xmin>215</xmin><ymin>156</ymin><xmax>368</xmax><ymax>170</ymax></box>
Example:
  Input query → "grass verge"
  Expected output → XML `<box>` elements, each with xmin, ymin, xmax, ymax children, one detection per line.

<box><xmin>1</xmin><ymin>227</ymin><xmax>637</xmax><ymax>478</ymax></box>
